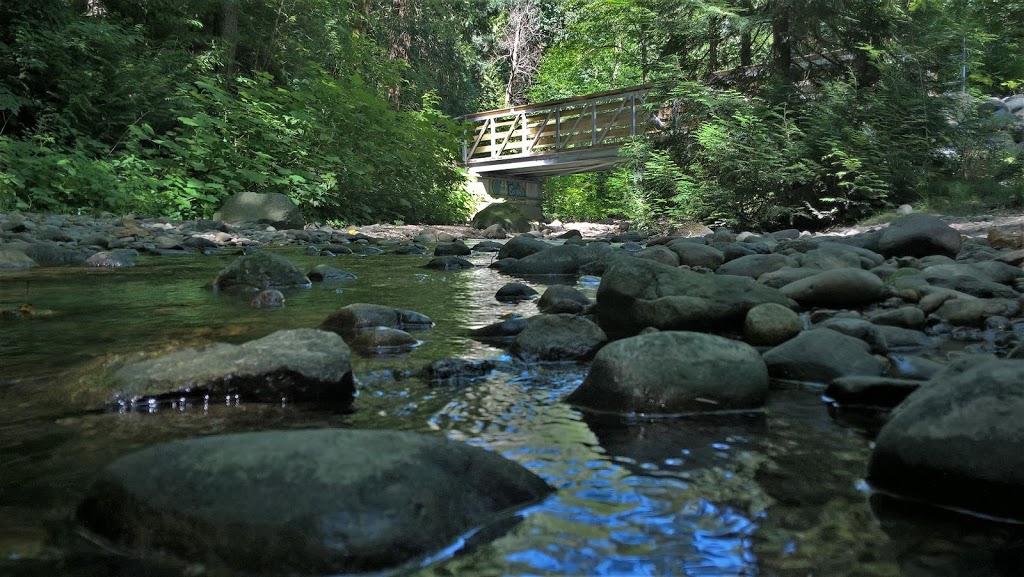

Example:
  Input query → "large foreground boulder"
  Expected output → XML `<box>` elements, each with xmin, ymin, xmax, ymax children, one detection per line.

<box><xmin>595</xmin><ymin>257</ymin><xmax>795</xmax><ymax>335</ymax></box>
<box><xmin>77</xmin><ymin>429</ymin><xmax>552</xmax><ymax>574</ymax></box>
<box><xmin>868</xmin><ymin>359</ymin><xmax>1024</xmax><ymax>520</ymax></box>
<box><xmin>110</xmin><ymin>329</ymin><xmax>353</xmax><ymax>407</ymax></box>
<box><xmin>213</xmin><ymin>191</ymin><xmax>304</xmax><ymax>229</ymax></box>
<box><xmin>566</xmin><ymin>331</ymin><xmax>769</xmax><ymax>414</ymax></box>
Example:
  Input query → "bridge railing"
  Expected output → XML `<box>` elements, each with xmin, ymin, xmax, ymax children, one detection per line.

<box><xmin>461</xmin><ymin>86</ymin><xmax>674</xmax><ymax>166</ymax></box>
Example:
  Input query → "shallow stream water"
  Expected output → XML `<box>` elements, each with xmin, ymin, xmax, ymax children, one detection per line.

<box><xmin>1</xmin><ymin>247</ymin><xmax>1021</xmax><ymax>577</ymax></box>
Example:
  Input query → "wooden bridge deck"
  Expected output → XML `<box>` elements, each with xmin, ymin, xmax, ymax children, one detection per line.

<box><xmin>462</xmin><ymin>86</ymin><xmax>674</xmax><ymax>178</ymax></box>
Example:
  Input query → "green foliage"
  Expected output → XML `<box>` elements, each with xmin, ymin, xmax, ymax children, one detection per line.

<box><xmin>0</xmin><ymin>0</ymin><xmax>472</xmax><ymax>223</ymax></box>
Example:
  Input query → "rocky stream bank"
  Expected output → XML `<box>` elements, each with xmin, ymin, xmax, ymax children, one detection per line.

<box><xmin>4</xmin><ymin>204</ymin><xmax>1024</xmax><ymax>574</ymax></box>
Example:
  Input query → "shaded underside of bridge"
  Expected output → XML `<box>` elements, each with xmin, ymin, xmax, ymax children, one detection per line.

<box><xmin>462</xmin><ymin>85</ymin><xmax>672</xmax><ymax>180</ymax></box>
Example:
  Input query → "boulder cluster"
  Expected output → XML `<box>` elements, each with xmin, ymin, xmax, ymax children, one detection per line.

<box><xmin>478</xmin><ymin>211</ymin><xmax>1024</xmax><ymax>526</ymax></box>
<box><xmin>7</xmin><ymin>201</ymin><xmax>1024</xmax><ymax>569</ymax></box>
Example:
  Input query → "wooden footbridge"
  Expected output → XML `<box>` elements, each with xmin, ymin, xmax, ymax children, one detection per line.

<box><xmin>461</xmin><ymin>86</ymin><xmax>674</xmax><ymax>179</ymax></box>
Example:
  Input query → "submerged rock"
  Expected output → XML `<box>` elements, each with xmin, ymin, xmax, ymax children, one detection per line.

<box><xmin>77</xmin><ymin>429</ymin><xmax>552</xmax><ymax>574</ymax></box>
<box><xmin>347</xmin><ymin>327</ymin><xmax>418</xmax><ymax>355</ymax></box>
<box><xmin>868</xmin><ymin>359</ymin><xmax>1024</xmax><ymax>521</ymax></box>
<box><xmin>308</xmin><ymin>264</ymin><xmax>357</xmax><ymax>282</ymax></box>
<box><xmin>250</xmin><ymin>289</ymin><xmax>285</xmax><ymax>308</ymax></box>
<box><xmin>424</xmin><ymin>256</ymin><xmax>474</xmax><ymax>270</ymax></box>
<box><xmin>423</xmin><ymin>358</ymin><xmax>496</xmax><ymax>386</ymax></box>
<box><xmin>566</xmin><ymin>331</ymin><xmax>769</xmax><ymax>414</ymax></box>
<box><xmin>110</xmin><ymin>328</ymin><xmax>353</xmax><ymax>408</ymax></box>
<box><xmin>320</xmin><ymin>303</ymin><xmax>433</xmax><ymax>335</ymax></box>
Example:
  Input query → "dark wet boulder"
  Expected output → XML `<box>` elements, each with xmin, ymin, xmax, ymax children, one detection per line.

<box><xmin>182</xmin><ymin>236</ymin><xmax>220</xmax><ymax>249</ymax></box>
<box><xmin>320</xmin><ymin>304</ymin><xmax>432</xmax><ymax>335</ymax></box>
<box><xmin>213</xmin><ymin>191</ymin><xmax>304</xmax><ymax>229</ymax></box>
<box><xmin>424</xmin><ymin>256</ymin><xmax>474</xmax><ymax>270</ymax></box>
<box><xmin>825</xmin><ymin>376</ymin><xmax>925</xmax><ymax>409</ymax></box>
<box><xmin>566</xmin><ymin>331</ymin><xmax>769</xmax><ymax>414</ymax></box>
<box><xmin>472</xmin><ymin>240</ymin><xmax>504</xmax><ymax>252</ymax></box>
<box><xmin>876</xmin><ymin>213</ymin><xmax>962</xmax><ymax>258</ymax></box>
<box><xmin>595</xmin><ymin>257</ymin><xmax>795</xmax><ymax>336</ymax></box>
<box><xmin>208</xmin><ymin>251</ymin><xmax>311</xmax><ymax>291</ymax></box>
<box><xmin>76</xmin><ymin>429</ymin><xmax>552</xmax><ymax>574</ymax></box>
<box><xmin>868</xmin><ymin>359</ymin><xmax>1024</xmax><ymax>521</ymax></box>
<box><xmin>762</xmin><ymin>328</ymin><xmax>885</xmax><ymax>383</ymax></box>
<box><xmin>434</xmin><ymin>241</ymin><xmax>471</xmax><ymax>256</ymax></box>
<box><xmin>779</xmin><ymin>268</ymin><xmax>886</xmax><ymax>308</ymax></box>
<box><xmin>537</xmin><ymin>284</ymin><xmax>591</xmax><ymax>314</ymax></box>
<box><xmin>423</xmin><ymin>358</ymin><xmax>496</xmax><ymax>386</ymax></box>
<box><xmin>84</xmin><ymin>249</ymin><xmax>138</xmax><ymax>268</ymax></box>
<box><xmin>109</xmin><ymin>329</ymin><xmax>353</xmax><ymax>407</ymax></box>
<box><xmin>511</xmin><ymin>314</ymin><xmax>606</xmax><ymax>361</ymax></box>
<box><xmin>348</xmin><ymin>327</ymin><xmax>418</xmax><ymax>355</ymax></box>
<box><xmin>503</xmin><ymin>244</ymin><xmax>600</xmax><ymax>276</ymax></box>
<box><xmin>469</xmin><ymin>318</ymin><xmax>529</xmax><ymax>340</ymax></box>
<box><xmin>496</xmin><ymin>282</ymin><xmax>538</xmax><ymax>302</ymax></box>
<box><xmin>497</xmin><ymin>235</ymin><xmax>549</xmax><ymax>260</ymax></box>
<box><xmin>308</xmin><ymin>264</ymin><xmax>357</xmax><ymax>282</ymax></box>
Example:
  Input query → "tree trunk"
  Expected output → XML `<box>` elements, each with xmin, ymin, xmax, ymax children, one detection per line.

<box><xmin>771</xmin><ymin>4</ymin><xmax>792</xmax><ymax>82</ymax></box>
<box><xmin>220</xmin><ymin>0</ymin><xmax>239</xmax><ymax>78</ymax></box>
<box><xmin>707</xmin><ymin>16</ymin><xmax>720</xmax><ymax>75</ymax></box>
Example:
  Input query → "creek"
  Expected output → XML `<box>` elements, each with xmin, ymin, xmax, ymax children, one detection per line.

<box><xmin>0</xmin><ymin>246</ymin><xmax>1020</xmax><ymax>577</ymax></box>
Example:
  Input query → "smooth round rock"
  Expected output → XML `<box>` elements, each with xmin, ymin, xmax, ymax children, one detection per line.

<box><xmin>566</xmin><ymin>331</ymin><xmax>769</xmax><ymax>414</ymax></box>
<box><xmin>77</xmin><ymin>429</ymin><xmax>552</xmax><ymax>574</ymax></box>
<box><xmin>512</xmin><ymin>314</ymin><xmax>606</xmax><ymax>361</ymax></box>
<box><xmin>779</xmin><ymin>267</ymin><xmax>885</xmax><ymax>308</ymax></box>
<box><xmin>496</xmin><ymin>282</ymin><xmax>538</xmax><ymax>302</ymax></box>
<box><xmin>743</xmin><ymin>302</ymin><xmax>802</xmax><ymax>346</ymax></box>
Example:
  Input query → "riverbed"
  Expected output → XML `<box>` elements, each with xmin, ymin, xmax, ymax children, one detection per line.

<box><xmin>1</xmin><ymin>245</ymin><xmax>1020</xmax><ymax>576</ymax></box>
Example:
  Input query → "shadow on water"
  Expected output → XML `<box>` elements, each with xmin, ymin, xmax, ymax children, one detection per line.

<box><xmin>1</xmin><ymin>248</ymin><xmax>1022</xmax><ymax>576</ymax></box>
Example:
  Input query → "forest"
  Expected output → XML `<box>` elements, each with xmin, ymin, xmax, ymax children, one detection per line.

<box><xmin>1</xmin><ymin>0</ymin><xmax>1022</xmax><ymax>229</ymax></box>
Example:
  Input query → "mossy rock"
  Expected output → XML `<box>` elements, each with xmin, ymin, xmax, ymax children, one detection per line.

<box><xmin>471</xmin><ymin>203</ymin><xmax>537</xmax><ymax>233</ymax></box>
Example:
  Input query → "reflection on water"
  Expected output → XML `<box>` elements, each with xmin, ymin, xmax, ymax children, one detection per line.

<box><xmin>1</xmin><ymin>248</ymin><xmax>1022</xmax><ymax>576</ymax></box>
